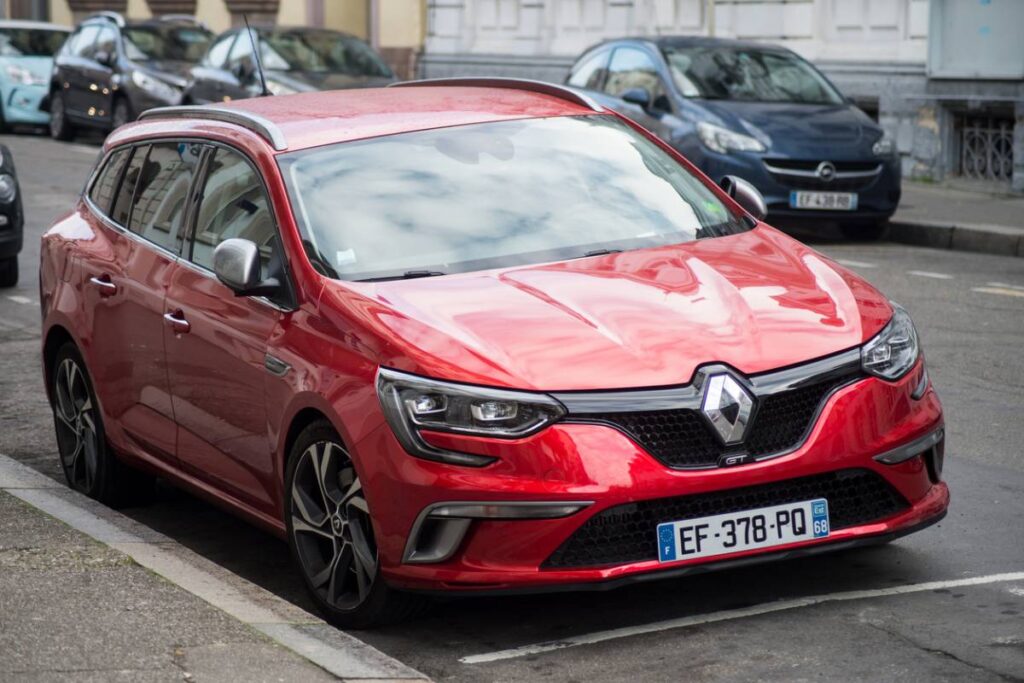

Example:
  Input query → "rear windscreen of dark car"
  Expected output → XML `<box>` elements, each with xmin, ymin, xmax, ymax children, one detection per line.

<box><xmin>278</xmin><ymin>115</ymin><xmax>748</xmax><ymax>282</ymax></box>
<box><xmin>663</xmin><ymin>45</ymin><xmax>844</xmax><ymax>105</ymax></box>
<box><xmin>0</xmin><ymin>28</ymin><xmax>69</xmax><ymax>57</ymax></box>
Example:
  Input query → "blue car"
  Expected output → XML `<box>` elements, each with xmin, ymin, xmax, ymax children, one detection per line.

<box><xmin>0</xmin><ymin>20</ymin><xmax>70</xmax><ymax>130</ymax></box>
<box><xmin>567</xmin><ymin>36</ymin><xmax>900</xmax><ymax>239</ymax></box>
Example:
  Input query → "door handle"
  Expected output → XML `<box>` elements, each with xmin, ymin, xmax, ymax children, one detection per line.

<box><xmin>89</xmin><ymin>275</ymin><xmax>117</xmax><ymax>296</ymax></box>
<box><xmin>163</xmin><ymin>310</ymin><xmax>190</xmax><ymax>334</ymax></box>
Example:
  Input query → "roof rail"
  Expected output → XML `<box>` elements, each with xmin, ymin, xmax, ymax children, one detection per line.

<box><xmin>86</xmin><ymin>11</ymin><xmax>125</xmax><ymax>27</ymax></box>
<box><xmin>159</xmin><ymin>14</ymin><xmax>210</xmax><ymax>29</ymax></box>
<box><xmin>137</xmin><ymin>105</ymin><xmax>287</xmax><ymax>151</ymax></box>
<box><xmin>389</xmin><ymin>77</ymin><xmax>603</xmax><ymax>113</ymax></box>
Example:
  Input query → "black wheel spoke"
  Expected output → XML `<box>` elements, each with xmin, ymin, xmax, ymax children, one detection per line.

<box><xmin>349</xmin><ymin>518</ymin><xmax>377</xmax><ymax>581</ymax></box>
<box><xmin>292</xmin><ymin>514</ymin><xmax>332</xmax><ymax>540</ymax></box>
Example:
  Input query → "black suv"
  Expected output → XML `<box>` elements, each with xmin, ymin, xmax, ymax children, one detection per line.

<box><xmin>48</xmin><ymin>12</ymin><xmax>212</xmax><ymax>140</ymax></box>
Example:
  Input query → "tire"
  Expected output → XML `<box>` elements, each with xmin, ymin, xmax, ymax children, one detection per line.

<box><xmin>0</xmin><ymin>257</ymin><xmax>16</xmax><ymax>288</ymax></box>
<box><xmin>111</xmin><ymin>97</ymin><xmax>131</xmax><ymax>130</ymax></box>
<box><xmin>285</xmin><ymin>420</ymin><xmax>428</xmax><ymax>628</ymax></box>
<box><xmin>49</xmin><ymin>342</ymin><xmax>152</xmax><ymax>505</ymax></box>
<box><xmin>839</xmin><ymin>220</ymin><xmax>887</xmax><ymax>241</ymax></box>
<box><xmin>48</xmin><ymin>91</ymin><xmax>75</xmax><ymax>141</ymax></box>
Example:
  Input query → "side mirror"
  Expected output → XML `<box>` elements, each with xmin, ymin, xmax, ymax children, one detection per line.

<box><xmin>213</xmin><ymin>238</ymin><xmax>279</xmax><ymax>297</ymax></box>
<box><xmin>230</xmin><ymin>60</ymin><xmax>253</xmax><ymax>82</ymax></box>
<box><xmin>720</xmin><ymin>175</ymin><xmax>767</xmax><ymax>222</ymax></box>
<box><xmin>621</xmin><ymin>87</ymin><xmax>652</xmax><ymax>110</ymax></box>
<box><xmin>94</xmin><ymin>50</ymin><xmax>115</xmax><ymax>67</ymax></box>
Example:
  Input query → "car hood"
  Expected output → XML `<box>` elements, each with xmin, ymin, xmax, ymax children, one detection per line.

<box><xmin>697</xmin><ymin>100</ymin><xmax>883</xmax><ymax>159</ymax></box>
<box><xmin>135</xmin><ymin>60</ymin><xmax>194</xmax><ymax>87</ymax></box>
<box><xmin>0</xmin><ymin>55</ymin><xmax>53</xmax><ymax>82</ymax></box>
<box><xmin>267</xmin><ymin>70</ymin><xmax>395</xmax><ymax>92</ymax></box>
<box><xmin>322</xmin><ymin>227</ymin><xmax>891</xmax><ymax>392</ymax></box>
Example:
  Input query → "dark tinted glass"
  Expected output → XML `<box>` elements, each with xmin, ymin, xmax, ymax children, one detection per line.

<box><xmin>111</xmin><ymin>146</ymin><xmax>144</xmax><ymax>226</ymax></box>
<box><xmin>279</xmin><ymin>116</ymin><xmax>746</xmax><ymax>281</ymax></box>
<box><xmin>663</xmin><ymin>46</ymin><xmax>844</xmax><ymax>104</ymax></box>
<box><xmin>190</xmin><ymin>148</ymin><xmax>276</xmax><ymax>278</ymax></box>
<box><xmin>88</xmin><ymin>149</ymin><xmax>130</xmax><ymax>214</ymax></box>
<box><xmin>0</xmin><ymin>28</ymin><xmax>69</xmax><ymax>57</ymax></box>
<box><xmin>127</xmin><ymin>142</ymin><xmax>204</xmax><ymax>252</ymax></box>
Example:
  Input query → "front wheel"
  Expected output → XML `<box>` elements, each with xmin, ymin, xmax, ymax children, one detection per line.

<box><xmin>285</xmin><ymin>421</ymin><xmax>427</xmax><ymax>628</ymax></box>
<box><xmin>0</xmin><ymin>257</ymin><xmax>16</xmax><ymax>288</ymax></box>
<box><xmin>48</xmin><ymin>91</ymin><xmax>75</xmax><ymax>141</ymax></box>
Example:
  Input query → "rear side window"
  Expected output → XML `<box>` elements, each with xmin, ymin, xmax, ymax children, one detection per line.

<box><xmin>88</xmin><ymin>148</ymin><xmax>129</xmax><ymax>214</ymax></box>
<box><xmin>127</xmin><ymin>142</ymin><xmax>203</xmax><ymax>252</ymax></box>
<box><xmin>111</xmin><ymin>146</ymin><xmax>145</xmax><ymax>226</ymax></box>
<box><xmin>568</xmin><ymin>50</ymin><xmax>609</xmax><ymax>90</ymax></box>
<box><xmin>190</xmin><ymin>147</ymin><xmax>276</xmax><ymax>278</ymax></box>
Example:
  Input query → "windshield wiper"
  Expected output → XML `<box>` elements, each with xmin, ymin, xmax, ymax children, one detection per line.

<box><xmin>357</xmin><ymin>270</ymin><xmax>446</xmax><ymax>282</ymax></box>
<box><xmin>575</xmin><ymin>248</ymin><xmax>622</xmax><ymax>259</ymax></box>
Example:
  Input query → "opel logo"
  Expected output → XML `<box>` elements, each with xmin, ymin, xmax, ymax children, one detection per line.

<box><xmin>701</xmin><ymin>373</ymin><xmax>755</xmax><ymax>445</ymax></box>
<box><xmin>816</xmin><ymin>161</ymin><xmax>837</xmax><ymax>182</ymax></box>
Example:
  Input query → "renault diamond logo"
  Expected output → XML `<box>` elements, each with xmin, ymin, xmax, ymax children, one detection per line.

<box><xmin>701</xmin><ymin>373</ymin><xmax>754</xmax><ymax>445</ymax></box>
<box><xmin>816</xmin><ymin>161</ymin><xmax>837</xmax><ymax>182</ymax></box>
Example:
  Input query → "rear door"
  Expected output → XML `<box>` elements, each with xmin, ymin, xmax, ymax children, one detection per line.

<box><xmin>77</xmin><ymin>141</ymin><xmax>201</xmax><ymax>464</ymax></box>
<box><xmin>163</xmin><ymin>145</ymin><xmax>285</xmax><ymax>513</ymax></box>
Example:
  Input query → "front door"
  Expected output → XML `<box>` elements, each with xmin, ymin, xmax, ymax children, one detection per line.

<box><xmin>164</xmin><ymin>145</ymin><xmax>284</xmax><ymax>514</ymax></box>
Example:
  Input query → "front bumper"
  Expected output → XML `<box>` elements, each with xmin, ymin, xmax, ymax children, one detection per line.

<box><xmin>352</xmin><ymin>360</ymin><xmax>946</xmax><ymax>593</ymax></box>
<box><xmin>2</xmin><ymin>84</ymin><xmax>50</xmax><ymax>125</ymax></box>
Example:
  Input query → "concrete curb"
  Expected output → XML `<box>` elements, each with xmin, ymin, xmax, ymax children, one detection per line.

<box><xmin>0</xmin><ymin>454</ymin><xmax>430</xmax><ymax>683</ymax></box>
<box><xmin>887</xmin><ymin>218</ymin><xmax>1024</xmax><ymax>258</ymax></box>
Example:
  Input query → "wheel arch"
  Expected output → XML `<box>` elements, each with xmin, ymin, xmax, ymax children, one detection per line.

<box><xmin>42</xmin><ymin>324</ymin><xmax>76</xmax><ymax>403</ymax></box>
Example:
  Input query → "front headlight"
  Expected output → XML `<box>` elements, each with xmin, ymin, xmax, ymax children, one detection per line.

<box><xmin>861</xmin><ymin>304</ymin><xmax>920</xmax><ymax>380</ymax></box>
<box><xmin>0</xmin><ymin>173</ymin><xmax>17</xmax><ymax>203</ymax></box>
<box><xmin>872</xmin><ymin>134</ymin><xmax>895</xmax><ymax>156</ymax></box>
<box><xmin>5</xmin><ymin>64</ymin><xmax>43</xmax><ymax>86</ymax></box>
<box><xmin>377</xmin><ymin>368</ymin><xmax>566</xmax><ymax>466</ymax></box>
<box><xmin>131</xmin><ymin>70</ymin><xmax>180</xmax><ymax>102</ymax></box>
<box><xmin>697</xmin><ymin>121</ymin><xmax>767</xmax><ymax>154</ymax></box>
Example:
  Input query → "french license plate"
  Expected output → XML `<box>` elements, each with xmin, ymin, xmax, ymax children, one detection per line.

<box><xmin>789</xmin><ymin>191</ymin><xmax>858</xmax><ymax>211</ymax></box>
<box><xmin>656</xmin><ymin>498</ymin><xmax>829</xmax><ymax>563</ymax></box>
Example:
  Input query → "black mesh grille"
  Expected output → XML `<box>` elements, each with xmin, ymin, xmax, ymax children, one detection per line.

<box><xmin>580</xmin><ymin>371</ymin><xmax>859</xmax><ymax>469</ymax></box>
<box><xmin>771</xmin><ymin>175</ymin><xmax>877</xmax><ymax>192</ymax></box>
<box><xmin>544</xmin><ymin>469</ymin><xmax>909</xmax><ymax>568</ymax></box>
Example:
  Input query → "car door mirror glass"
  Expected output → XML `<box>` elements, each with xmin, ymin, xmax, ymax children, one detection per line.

<box><xmin>720</xmin><ymin>175</ymin><xmax>767</xmax><ymax>222</ymax></box>
<box><xmin>621</xmin><ymin>87</ymin><xmax>651</xmax><ymax>109</ymax></box>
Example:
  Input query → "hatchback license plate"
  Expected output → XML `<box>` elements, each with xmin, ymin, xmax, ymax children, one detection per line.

<box><xmin>790</xmin><ymin>191</ymin><xmax>858</xmax><ymax>211</ymax></box>
<box><xmin>657</xmin><ymin>498</ymin><xmax>829</xmax><ymax>563</ymax></box>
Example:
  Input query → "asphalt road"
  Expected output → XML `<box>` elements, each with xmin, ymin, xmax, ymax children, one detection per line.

<box><xmin>1</xmin><ymin>132</ymin><xmax>1022</xmax><ymax>682</ymax></box>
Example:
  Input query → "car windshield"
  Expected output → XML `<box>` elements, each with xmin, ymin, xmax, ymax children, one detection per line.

<box><xmin>123</xmin><ymin>25</ymin><xmax>212</xmax><ymax>62</ymax></box>
<box><xmin>257</xmin><ymin>30</ymin><xmax>392</xmax><ymax>77</ymax></box>
<box><xmin>0</xmin><ymin>28</ymin><xmax>69</xmax><ymax>57</ymax></box>
<box><xmin>663</xmin><ymin>46</ymin><xmax>844</xmax><ymax>105</ymax></box>
<box><xmin>279</xmin><ymin>115</ymin><xmax>747</xmax><ymax>281</ymax></box>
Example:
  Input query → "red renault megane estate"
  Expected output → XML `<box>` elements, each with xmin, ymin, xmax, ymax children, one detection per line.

<box><xmin>39</xmin><ymin>79</ymin><xmax>948</xmax><ymax>627</ymax></box>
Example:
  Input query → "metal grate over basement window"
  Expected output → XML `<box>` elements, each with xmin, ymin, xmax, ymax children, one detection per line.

<box><xmin>956</xmin><ymin>114</ymin><xmax>1015</xmax><ymax>183</ymax></box>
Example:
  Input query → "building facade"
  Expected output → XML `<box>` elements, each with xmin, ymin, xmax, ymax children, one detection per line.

<box><xmin>422</xmin><ymin>0</ymin><xmax>1024</xmax><ymax>192</ymax></box>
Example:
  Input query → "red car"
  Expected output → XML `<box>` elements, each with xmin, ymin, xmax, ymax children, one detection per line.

<box><xmin>39</xmin><ymin>79</ymin><xmax>948</xmax><ymax>628</ymax></box>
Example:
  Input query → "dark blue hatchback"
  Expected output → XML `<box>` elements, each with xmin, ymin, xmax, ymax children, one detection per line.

<box><xmin>566</xmin><ymin>36</ymin><xmax>900</xmax><ymax>239</ymax></box>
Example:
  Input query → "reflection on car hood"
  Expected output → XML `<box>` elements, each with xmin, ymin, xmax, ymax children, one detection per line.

<box><xmin>698</xmin><ymin>100</ymin><xmax>883</xmax><ymax>158</ymax></box>
<box><xmin>135</xmin><ymin>60</ymin><xmax>194</xmax><ymax>87</ymax></box>
<box><xmin>267</xmin><ymin>70</ymin><xmax>395</xmax><ymax>92</ymax></box>
<box><xmin>322</xmin><ymin>226</ymin><xmax>892</xmax><ymax>391</ymax></box>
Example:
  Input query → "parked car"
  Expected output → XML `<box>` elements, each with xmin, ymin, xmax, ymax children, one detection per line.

<box><xmin>0</xmin><ymin>144</ymin><xmax>23</xmax><ymax>287</ymax></box>
<box><xmin>0</xmin><ymin>20</ymin><xmax>70</xmax><ymax>131</ymax></box>
<box><xmin>186</xmin><ymin>27</ymin><xmax>394</xmax><ymax>104</ymax></box>
<box><xmin>566</xmin><ymin>37</ymin><xmax>901</xmax><ymax>239</ymax></box>
<box><xmin>40</xmin><ymin>80</ymin><xmax>948</xmax><ymax>627</ymax></box>
<box><xmin>48</xmin><ymin>12</ymin><xmax>212</xmax><ymax>139</ymax></box>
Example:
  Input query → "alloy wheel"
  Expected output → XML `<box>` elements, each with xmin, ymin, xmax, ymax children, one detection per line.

<box><xmin>53</xmin><ymin>357</ymin><xmax>100</xmax><ymax>492</ymax></box>
<box><xmin>290</xmin><ymin>440</ymin><xmax>378</xmax><ymax>610</ymax></box>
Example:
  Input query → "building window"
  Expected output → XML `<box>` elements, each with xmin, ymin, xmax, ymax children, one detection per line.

<box><xmin>956</xmin><ymin>113</ymin><xmax>1015</xmax><ymax>183</ymax></box>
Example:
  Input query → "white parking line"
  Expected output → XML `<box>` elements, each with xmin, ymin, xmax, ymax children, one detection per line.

<box><xmin>836</xmin><ymin>259</ymin><xmax>877</xmax><ymax>268</ymax></box>
<box><xmin>973</xmin><ymin>286</ymin><xmax>1024</xmax><ymax>299</ymax></box>
<box><xmin>5</xmin><ymin>295</ymin><xmax>33</xmax><ymax>305</ymax></box>
<box><xmin>460</xmin><ymin>571</ymin><xmax>1024</xmax><ymax>664</ymax></box>
<box><xmin>908</xmin><ymin>270</ymin><xmax>954</xmax><ymax>280</ymax></box>
<box><xmin>986</xmin><ymin>282</ymin><xmax>1024</xmax><ymax>292</ymax></box>
<box><xmin>0</xmin><ymin>454</ymin><xmax>429</xmax><ymax>682</ymax></box>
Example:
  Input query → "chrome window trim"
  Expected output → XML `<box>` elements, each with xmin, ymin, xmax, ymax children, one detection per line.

<box><xmin>138</xmin><ymin>105</ymin><xmax>288</xmax><ymax>151</ymax></box>
<box><xmin>763</xmin><ymin>162</ymin><xmax>883</xmax><ymax>179</ymax></box>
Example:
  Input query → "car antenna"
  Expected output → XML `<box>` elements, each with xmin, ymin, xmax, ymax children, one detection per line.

<box><xmin>243</xmin><ymin>14</ymin><xmax>271</xmax><ymax>97</ymax></box>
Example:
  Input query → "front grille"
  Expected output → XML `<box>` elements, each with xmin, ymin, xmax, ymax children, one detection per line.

<box><xmin>544</xmin><ymin>469</ymin><xmax>909</xmax><ymax>568</ymax></box>
<box><xmin>764</xmin><ymin>159</ymin><xmax>881</xmax><ymax>192</ymax></box>
<box><xmin>774</xmin><ymin>175</ymin><xmax>876</xmax><ymax>192</ymax></box>
<box><xmin>581</xmin><ymin>369</ymin><xmax>860</xmax><ymax>469</ymax></box>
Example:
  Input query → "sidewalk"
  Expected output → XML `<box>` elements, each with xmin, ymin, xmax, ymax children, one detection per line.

<box><xmin>0</xmin><ymin>456</ymin><xmax>428</xmax><ymax>683</ymax></box>
<box><xmin>889</xmin><ymin>182</ymin><xmax>1024</xmax><ymax>258</ymax></box>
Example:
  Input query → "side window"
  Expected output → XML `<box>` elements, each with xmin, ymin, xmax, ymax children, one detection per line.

<box><xmin>127</xmin><ymin>142</ymin><xmax>204</xmax><ymax>252</ymax></box>
<box><xmin>190</xmin><ymin>148</ymin><xmax>276</xmax><ymax>278</ymax></box>
<box><xmin>568</xmin><ymin>50</ymin><xmax>610</xmax><ymax>90</ymax></box>
<box><xmin>204</xmin><ymin>32</ymin><xmax>235</xmax><ymax>68</ymax></box>
<box><xmin>94</xmin><ymin>26</ymin><xmax>117</xmax><ymax>62</ymax></box>
<box><xmin>111</xmin><ymin>146</ymin><xmax>145</xmax><ymax>226</ymax></box>
<box><xmin>605</xmin><ymin>47</ymin><xmax>669</xmax><ymax>107</ymax></box>
<box><xmin>88</xmin><ymin>148</ymin><xmax>130</xmax><ymax>214</ymax></box>
<box><xmin>70</xmin><ymin>25</ymin><xmax>100</xmax><ymax>58</ymax></box>
<box><xmin>226</xmin><ymin>31</ymin><xmax>254</xmax><ymax>71</ymax></box>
